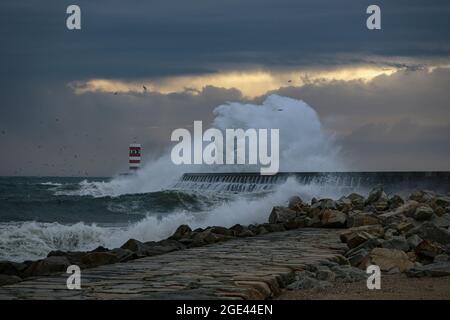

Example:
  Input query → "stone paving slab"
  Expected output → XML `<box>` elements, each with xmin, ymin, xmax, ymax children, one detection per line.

<box><xmin>0</xmin><ymin>229</ymin><xmax>346</xmax><ymax>300</ymax></box>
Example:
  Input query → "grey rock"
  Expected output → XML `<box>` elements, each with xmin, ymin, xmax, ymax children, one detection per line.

<box><xmin>80</xmin><ymin>252</ymin><xmax>120</xmax><ymax>268</ymax></box>
<box><xmin>331</xmin><ymin>265</ymin><xmax>367</xmax><ymax>282</ymax></box>
<box><xmin>287</xmin><ymin>273</ymin><xmax>333</xmax><ymax>290</ymax></box>
<box><xmin>436</xmin><ymin>196</ymin><xmax>450</xmax><ymax>208</ymax></box>
<box><xmin>407</xmin><ymin>222</ymin><xmax>450</xmax><ymax>245</ymax></box>
<box><xmin>347</xmin><ymin>249</ymin><xmax>369</xmax><ymax>267</ymax></box>
<box><xmin>365</xmin><ymin>186</ymin><xmax>385</xmax><ymax>205</ymax></box>
<box><xmin>320</xmin><ymin>209</ymin><xmax>347</xmax><ymax>228</ymax></box>
<box><xmin>170</xmin><ymin>224</ymin><xmax>192</xmax><ymax>240</ymax></box>
<box><xmin>268</xmin><ymin>206</ymin><xmax>297</xmax><ymax>224</ymax></box>
<box><xmin>407</xmin><ymin>234</ymin><xmax>423</xmax><ymax>250</ymax></box>
<box><xmin>434</xmin><ymin>254</ymin><xmax>449</xmax><ymax>263</ymax></box>
<box><xmin>0</xmin><ymin>275</ymin><xmax>22</xmax><ymax>286</ymax></box>
<box><xmin>407</xmin><ymin>261</ymin><xmax>450</xmax><ymax>278</ymax></box>
<box><xmin>346</xmin><ymin>238</ymin><xmax>383</xmax><ymax>258</ymax></box>
<box><xmin>23</xmin><ymin>256</ymin><xmax>71</xmax><ymax>277</ymax></box>
<box><xmin>0</xmin><ymin>261</ymin><xmax>27</xmax><ymax>277</ymax></box>
<box><xmin>388</xmin><ymin>195</ymin><xmax>405</xmax><ymax>209</ymax></box>
<box><xmin>315</xmin><ymin>266</ymin><xmax>336</xmax><ymax>282</ymax></box>
<box><xmin>311</xmin><ymin>198</ymin><xmax>337</xmax><ymax>210</ymax></box>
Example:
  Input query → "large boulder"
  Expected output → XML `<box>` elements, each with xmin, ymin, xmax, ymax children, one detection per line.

<box><xmin>80</xmin><ymin>252</ymin><xmax>120</xmax><ymax>268</ymax></box>
<box><xmin>268</xmin><ymin>206</ymin><xmax>297</xmax><ymax>224</ymax></box>
<box><xmin>414</xmin><ymin>240</ymin><xmax>444</xmax><ymax>260</ymax></box>
<box><xmin>0</xmin><ymin>261</ymin><xmax>27</xmax><ymax>277</ymax></box>
<box><xmin>406</xmin><ymin>222</ymin><xmax>450</xmax><ymax>245</ymax></box>
<box><xmin>288</xmin><ymin>196</ymin><xmax>306</xmax><ymax>212</ymax></box>
<box><xmin>382</xmin><ymin>236</ymin><xmax>410</xmax><ymax>252</ymax></box>
<box><xmin>413</xmin><ymin>205</ymin><xmax>434</xmax><ymax>221</ymax></box>
<box><xmin>320</xmin><ymin>209</ymin><xmax>347</xmax><ymax>228</ymax></box>
<box><xmin>23</xmin><ymin>256</ymin><xmax>71</xmax><ymax>277</ymax></box>
<box><xmin>369</xmin><ymin>248</ymin><xmax>414</xmax><ymax>273</ymax></box>
<box><xmin>388</xmin><ymin>195</ymin><xmax>405</xmax><ymax>209</ymax></box>
<box><xmin>407</xmin><ymin>261</ymin><xmax>450</xmax><ymax>277</ymax></box>
<box><xmin>0</xmin><ymin>275</ymin><xmax>22</xmax><ymax>286</ymax></box>
<box><xmin>208</xmin><ymin>226</ymin><xmax>234</xmax><ymax>237</ymax></box>
<box><xmin>365</xmin><ymin>186</ymin><xmax>385</xmax><ymax>205</ymax></box>
<box><xmin>347</xmin><ymin>193</ymin><xmax>365</xmax><ymax>210</ymax></box>
<box><xmin>435</xmin><ymin>196</ymin><xmax>450</xmax><ymax>208</ymax></box>
<box><xmin>340</xmin><ymin>225</ymin><xmax>384</xmax><ymax>244</ymax></box>
<box><xmin>170</xmin><ymin>225</ymin><xmax>192</xmax><ymax>240</ymax></box>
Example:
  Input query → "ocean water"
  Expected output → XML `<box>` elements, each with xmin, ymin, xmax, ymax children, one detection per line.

<box><xmin>0</xmin><ymin>95</ymin><xmax>346</xmax><ymax>262</ymax></box>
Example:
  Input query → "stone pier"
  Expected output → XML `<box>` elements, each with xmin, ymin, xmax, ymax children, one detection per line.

<box><xmin>0</xmin><ymin>229</ymin><xmax>346</xmax><ymax>300</ymax></box>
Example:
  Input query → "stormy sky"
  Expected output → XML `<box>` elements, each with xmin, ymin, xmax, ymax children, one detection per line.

<box><xmin>0</xmin><ymin>0</ymin><xmax>449</xmax><ymax>176</ymax></box>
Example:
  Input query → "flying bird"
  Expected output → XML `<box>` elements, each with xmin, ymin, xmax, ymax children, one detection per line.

<box><xmin>287</xmin><ymin>80</ymin><xmax>292</xmax><ymax>83</ymax></box>
<box><xmin>113</xmin><ymin>92</ymin><xmax>118</xmax><ymax>95</ymax></box>
<box><xmin>143</xmin><ymin>85</ymin><xmax>147</xmax><ymax>92</ymax></box>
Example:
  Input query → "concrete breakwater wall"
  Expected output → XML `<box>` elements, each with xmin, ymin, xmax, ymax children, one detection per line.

<box><xmin>174</xmin><ymin>172</ymin><xmax>450</xmax><ymax>193</ymax></box>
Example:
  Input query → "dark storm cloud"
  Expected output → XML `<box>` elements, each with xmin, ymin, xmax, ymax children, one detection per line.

<box><xmin>1</xmin><ymin>0</ymin><xmax>449</xmax><ymax>82</ymax></box>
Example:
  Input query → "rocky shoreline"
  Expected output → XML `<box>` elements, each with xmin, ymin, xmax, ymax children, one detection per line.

<box><xmin>1</xmin><ymin>186</ymin><xmax>450</xmax><ymax>289</ymax></box>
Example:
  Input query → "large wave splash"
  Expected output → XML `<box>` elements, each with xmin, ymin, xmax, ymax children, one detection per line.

<box><xmin>0</xmin><ymin>178</ymin><xmax>346</xmax><ymax>262</ymax></box>
<box><xmin>63</xmin><ymin>94</ymin><xmax>344</xmax><ymax>198</ymax></box>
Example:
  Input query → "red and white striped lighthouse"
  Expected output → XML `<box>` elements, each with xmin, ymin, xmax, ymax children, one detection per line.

<box><xmin>129</xmin><ymin>143</ymin><xmax>142</xmax><ymax>171</ymax></box>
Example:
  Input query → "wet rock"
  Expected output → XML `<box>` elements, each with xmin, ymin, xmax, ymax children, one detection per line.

<box><xmin>287</xmin><ymin>272</ymin><xmax>333</xmax><ymax>290</ymax></box>
<box><xmin>315</xmin><ymin>266</ymin><xmax>336</xmax><ymax>282</ymax></box>
<box><xmin>0</xmin><ymin>275</ymin><xmax>22</xmax><ymax>286</ymax></box>
<box><xmin>407</xmin><ymin>221</ymin><xmax>450</xmax><ymax>245</ymax></box>
<box><xmin>382</xmin><ymin>236</ymin><xmax>410</xmax><ymax>252</ymax></box>
<box><xmin>110</xmin><ymin>248</ymin><xmax>136</xmax><ymax>262</ymax></box>
<box><xmin>409</xmin><ymin>190</ymin><xmax>437</xmax><ymax>203</ymax></box>
<box><xmin>170</xmin><ymin>224</ymin><xmax>192</xmax><ymax>240</ymax></box>
<box><xmin>435</xmin><ymin>196</ymin><xmax>450</xmax><ymax>208</ymax></box>
<box><xmin>255</xmin><ymin>225</ymin><xmax>269</xmax><ymax>235</ymax></box>
<box><xmin>414</xmin><ymin>240</ymin><xmax>444</xmax><ymax>260</ymax></box>
<box><xmin>413</xmin><ymin>205</ymin><xmax>434</xmax><ymax>221</ymax></box>
<box><xmin>388</xmin><ymin>194</ymin><xmax>405</xmax><ymax>209</ymax></box>
<box><xmin>340</xmin><ymin>224</ymin><xmax>384</xmax><ymax>246</ymax></box>
<box><xmin>47</xmin><ymin>250</ymin><xmax>88</xmax><ymax>266</ymax></box>
<box><xmin>434</xmin><ymin>254</ymin><xmax>448</xmax><ymax>263</ymax></box>
<box><xmin>347</xmin><ymin>248</ymin><xmax>369</xmax><ymax>267</ymax></box>
<box><xmin>120</xmin><ymin>238</ymin><xmax>148</xmax><ymax>253</ymax></box>
<box><xmin>345</xmin><ymin>238</ymin><xmax>383</xmax><ymax>258</ymax></box>
<box><xmin>268</xmin><ymin>206</ymin><xmax>297</xmax><ymax>224</ymax></box>
<box><xmin>365</xmin><ymin>186</ymin><xmax>385</xmax><ymax>205</ymax></box>
<box><xmin>311</xmin><ymin>199</ymin><xmax>337</xmax><ymax>210</ymax></box>
<box><xmin>347</xmin><ymin>193</ymin><xmax>365</xmax><ymax>210</ymax></box>
<box><xmin>406</xmin><ymin>234</ymin><xmax>423</xmax><ymax>250</ymax></box>
<box><xmin>347</xmin><ymin>212</ymin><xmax>380</xmax><ymax>228</ymax></box>
<box><xmin>229</xmin><ymin>224</ymin><xmax>246</xmax><ymax>234</ymax></box>
<box><xmin>91</xmin><ymin>246</ymin><xmax>109</xmax><ymax>252</ymax></box>
<box><xmin>407</xmin><ymin>261</ymin><xmax>450</xmax><ymax>277</ymax></box>
<box><xmin>288</xmin><ymin>196</ymin><xmax>304</xmax><ymax>211</ymax></box>
<box><xmin>320</xmin><ymin>209</ymin><xmax>347</xmax><ymax>228</ymax></box>
<box><xmin>431</xmin><ymin>214</ymin><xmax>450</xmax><ymax>229</ymax></box>
<box><xmin>283</xmin><ymin>217</ymin><xmax>307</xmax><ymax>230</ymax></box>
<box><xmin>23</xmin><ymin>256</ymin><xmax>71</xmax><ymax>277</ymax></box>
<box><xmin>369</xmin><ymin>248</ymin><xmax>414</xmax><ymax>273</ymax></box>
<box><xmin>80</xmin><ymin>252</ymin><xmax>119</xmax><ymax>268</ymax></box>
<box><xmin>237</xmin><ymin>230</ymin><xmax>255</xmax><ymax>237</ymax></box>
<box><xmin>344</xmin><ymin>231</ymin><xmax>376</xmax><ymax>249</ymax></box>
<box><xmin>0</xmin><ymin>261</ymin><xmax>27</xmax><ymax>277</ymax></box>
<box><xmin>336</xmin><ymin>197</ymin><xmax>353</xmax><ymax>213</ymax></box>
